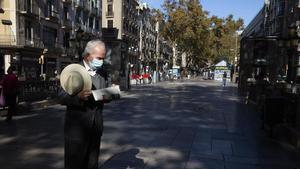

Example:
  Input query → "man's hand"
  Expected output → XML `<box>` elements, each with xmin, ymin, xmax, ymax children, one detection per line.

<box><xmin>77</xmin><ymin>90</ymin><xmax>92</xmax><ymax>101</ymax></box>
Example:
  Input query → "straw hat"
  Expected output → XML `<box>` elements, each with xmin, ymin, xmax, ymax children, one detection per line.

<box><xmin>60</xmin><ymin>64</ymin><xmax>92</xmax><ymax>95</ymax></box>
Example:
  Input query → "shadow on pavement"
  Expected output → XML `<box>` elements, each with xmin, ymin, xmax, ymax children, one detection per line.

<box><xmin>0</xmin><ymin>80</ymin><xmax>299</xmax><ymax>169</ymax></box>
<box><xmin>100</xmin><ymin>148</ymin><xmax>144</xmax><ymax>169</ymax></box>
<box><xmin>0</xmin><ymin>106</ymin><xmax>65</xmax><ymax>169</ymax></box>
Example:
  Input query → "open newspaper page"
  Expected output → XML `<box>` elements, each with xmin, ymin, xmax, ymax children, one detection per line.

<box><xmin>92</xmin><ymin>85</ymin><xmax>121</xmax><ymax>101</ymax></box>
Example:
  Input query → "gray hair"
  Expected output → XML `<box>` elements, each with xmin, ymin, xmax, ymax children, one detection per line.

<box><xmin>82</xmin><ymin>39</ymin><xmax>106</xmax><ymax>58</ymax></box>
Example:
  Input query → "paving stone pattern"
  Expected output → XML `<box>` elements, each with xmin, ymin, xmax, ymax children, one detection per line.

<box><xmin>0</xmin><ymin>79</ymin><xmax>299</xmax><ymax>169</ymax></box>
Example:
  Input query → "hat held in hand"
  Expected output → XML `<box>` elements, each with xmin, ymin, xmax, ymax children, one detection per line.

<box><xmin>60</xmin><ymin>64</ymin><xmax>92</xmax><ymax>95</ymax></box>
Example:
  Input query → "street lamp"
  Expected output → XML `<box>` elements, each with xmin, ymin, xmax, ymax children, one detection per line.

<box><xmin>154</xmin><ymin>20</ymin><xmax>160</xmax><ymax>83</ymax></box>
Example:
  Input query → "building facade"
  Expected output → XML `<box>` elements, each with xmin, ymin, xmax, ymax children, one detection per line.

<box><xmin>239</xmin><ymin>0</ymin><xmax>300</xmax><ymax>94</ymax></box>
<box><xmin>137</xmin><ymin>2</ymin><xmax>156</xmax><ymax>74</ymax></box>
<box><xmin>0</xmin><ymin>0</ymin><xmax>102</xmax><ymax>80</ymax></box>
<box><xmin>102</xmin><ymin>0</ymin><xmax>139</xmax><ymax>66</ymax></box>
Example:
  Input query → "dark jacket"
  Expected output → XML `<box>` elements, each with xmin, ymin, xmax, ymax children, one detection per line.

<box><xmin>2</xmin><ymin>73</ymin><xmax>18</xmax><ymax>96</ymax></box>
<box><xmin>58</xmin><ymin>62</ymin><xmax>108</xmax><ymax>137</ymax></box>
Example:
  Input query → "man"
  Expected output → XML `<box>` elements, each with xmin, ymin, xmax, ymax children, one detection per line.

<box><xmin>58</xmin><ymin>40</ymin><xmax>110</xmax><ymax>169</ymax></box>
<box><xmin>223</xmin><ymin>71</ymin><xmax>227</xmax><ymax>87</ymax></box>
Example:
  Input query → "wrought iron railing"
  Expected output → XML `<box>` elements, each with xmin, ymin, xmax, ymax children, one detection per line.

<box><xmin>18</xmin><ymin>36</ymin><xmax>44</xmax><ymax>48</ymax></box>
<box><xmin>62</xmin><ymin>19</ymin><xmax>72</xmax><ymax>29</ymax></box>
<box><xmin>62</xmin><ymin>0</ymin><xmax>72</xmax><ymax>4</ymax></box>
<box><xmin>18</xmin><ymin>80</ymin><xmax>60</xmax><ymax>102</ymax></box>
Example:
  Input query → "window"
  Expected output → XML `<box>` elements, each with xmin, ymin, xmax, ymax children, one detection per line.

<box><xmin>89</xmin><ymin>17</ymin><xmax>94</xmax><ymax>28</ymax></box>
<box><xmin>63</xmin><ymin>6</ymin><xmax>68</xmax><ymax>20</ymax></box>
<box><xmin>26</xmin><ymin>0</ymin><xmax>31</xmax><ymax>12</ymax></box>
<box><xmin>43</xmin><ymin>27</ymin><xmax>57</xmax><ymax>47</ymax></box>
<box><xmin>45</xmin><ymin>1</ymin><xmax>52</xmax><ymax>17</ymax></box>
<box><xmin>75</xmin><ymin>10</ymin><xmax>82</xmax><ymax>23</ymax></box>
<box><xmin>107</xmin><ymin>20</ymin><xmax>113</xmax><ymax>28</ymax></box>
<box><xmin>25</xmin><ymin>20</ymin><xmax>32</xmax><ymax>41</ymax></box>
<box><xmin>64</xmin><ymin>32</ymin><xmax>70</xmax><ymax>48</ymax></box>
<box><xmin>45</xmin><ymin>0</ymin><xmax>57</xmax><ymax>18</ymax></box>
<box><xmin>276</xmin><ymin>0</ymin><xmax>285</xmax><ymax>16</ymax></box>
<box><xmin>95</xmin><ymin>19</ymin><xmax>99</xmax><ymax>30</ymax></box>
<box><xmin>107</xmin><ymin>4</ymin><xmax>113</xmax><ymax>16</ymax></box>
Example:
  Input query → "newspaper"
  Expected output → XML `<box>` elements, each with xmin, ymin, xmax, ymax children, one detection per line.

<box><xmin>92</xmin><ymin>85</ymin><xmax>121</xmax><ymax>101</ymax></box>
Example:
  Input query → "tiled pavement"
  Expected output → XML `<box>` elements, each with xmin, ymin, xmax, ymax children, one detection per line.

<box><xmin>0</xmin><ymin>79</ymin><xmax>299</xmax><ymax>169</ymax></box>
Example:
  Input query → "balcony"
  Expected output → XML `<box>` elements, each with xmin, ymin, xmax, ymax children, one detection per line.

<box><xmin>18</xmin><ymin>36</ymin><xmax>44</xmax><ymax>48</ymax></box>
<box><xmin>61</xmin><ymin>19</ymin><xmax>72</xmax><ymax>30</ymax></box>
<box><xmin>75</xmin><ymin>0</ymin><xmax>84</xmax><ymax>9</ymax></box>
<box><xmin>25</xmin><ymin>39</ymin><xmax>34</xmax><ymax>46</ymax></box>
<box><xmin>66</xmin><ymin>48</ymin><xmax>76</xmax><ymax>56</ymax></box>
<box><xmin>62</xmin><ymin>0</ymin><xmax>72</xmax><ymax>4</ymax></box>
<box><xmin>60</xmin><ymin>45</ymin><xmax>78</xmax><ymax>58</ymax></box>
<box><xmin>61</xmin><ymin>47</ymin><xmax>77</xmax><ymax>57</ymax></box>
<box><xmin>44</xmin><ymin>42</ymin><xmax>63</xmax><ymax>54</ymax></box>
<box><xmin>46</xmin><ymin>11</ymin><xmax>59</xmax><ymax>23</ymax></box>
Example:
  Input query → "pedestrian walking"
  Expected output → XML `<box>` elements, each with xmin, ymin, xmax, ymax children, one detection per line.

<box><xmin>139</xmin><ymin>74</ymin><xmax>143</xmax><ymax>85</ymax></box>
<box><xmin>1</xmin><ymin>66</ymin><xmax>19</xmax><ymax>122</ymax></box>
<box><xmin>148</xmin><ymin>74</ymin><xmax>152</xmax><ymax>84</ymax></box>
<box><xmin>223</xmin><ymin>71</ymin><xmax>227</xmax><ymax>87</ymax></box>
<box><xmin>58</xmin><ymin>40</ymin><xmax>111</xmax><ymax>169</ymax></box>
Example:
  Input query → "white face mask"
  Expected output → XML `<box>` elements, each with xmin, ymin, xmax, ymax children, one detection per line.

<box><xmin>89</xmin><ymin>58</ymin><xmax>104</xmax><ymax>70</ymax></box>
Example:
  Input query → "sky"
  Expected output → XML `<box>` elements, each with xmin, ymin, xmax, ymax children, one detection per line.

<box><xmin>142</xmin><ymin>0</ymin><xmax>265</xmax><ymax>26</ymax></box>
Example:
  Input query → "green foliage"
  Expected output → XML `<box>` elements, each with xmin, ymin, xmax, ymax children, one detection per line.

<box><xmin>161</xmin><ymin>0</ymin><xmax>244</xmax><ymax>69</ymax></box>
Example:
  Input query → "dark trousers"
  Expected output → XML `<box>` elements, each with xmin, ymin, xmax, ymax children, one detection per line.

<box><xmin>64</xmin><ymin>118</ymin><xmax>102</xmax><ymax>169</ymax></box>
<box><xmin>5</xmin><ymin>94</ymin><xmax>16</xmax><ymax>120</ymax></box>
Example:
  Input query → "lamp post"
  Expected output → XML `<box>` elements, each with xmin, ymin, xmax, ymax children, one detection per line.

<box><xmin>155</xmin><ymin>20</ymin><xmax>159</xmax><ymax>83</ymax></box>
<box><xmin>136</xmin><ymin>4</ymin><xmax>143</xmax><ymax>74</ymax></box>
<box><xmin>232</xmin><ymin>30</ymin><xmax>243</xmax><ymax>83</ymax></box>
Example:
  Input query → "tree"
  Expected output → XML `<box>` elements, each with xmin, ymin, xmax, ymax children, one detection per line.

<box><xmin>162</xmin><ymin>0</ymin><xmax>211</xmax><ymax>69</ymax></box>
<box><xmin>160</xmin><ymin>0</ymin><xmax>244</xmax><ymax>69</ymax></box>
<box><xmin>210</xmin><ymin>15</ymin><xmax>244</xmax><ymax>64</ymax></box>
